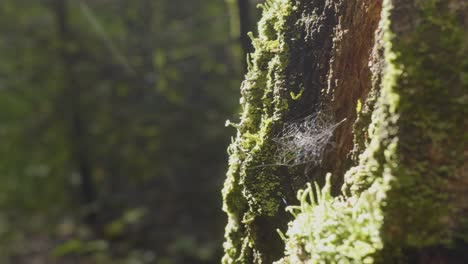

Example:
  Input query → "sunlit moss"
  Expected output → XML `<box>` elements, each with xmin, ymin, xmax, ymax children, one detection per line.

<box><xmin>221</xmin><ymin>0</ymin><xmax>295</xmax><ymax>263</ymax></box>
<box><xmin>276</xmin><ymin>174</ymin><xmax>385</xmax><ymax>264</ymax></box>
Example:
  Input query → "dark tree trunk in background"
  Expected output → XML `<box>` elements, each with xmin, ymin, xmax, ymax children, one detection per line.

<box><xmin>53</xmin><ymin>0</ymin><xmax>97</xmax><ymax>228</ymax></box>
<box><xmin>237</xmin><ymin>0</ymin><xmax>254</xmax><ymax>70</ymax></box>
<box><xmin>222</xmin><ymin>0</ymin><xmax>468</xmax><ymax>263</ymax></box>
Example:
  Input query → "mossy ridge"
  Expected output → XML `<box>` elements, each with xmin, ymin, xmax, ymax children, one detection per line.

<box><xmin>221</xmin><ymin>0</ymin><xmax>298</xmax><ymax>263</ymax></box>
<box><xmin>379</xmin><ymin>0</ymin><xmax>468</xmax><ymax>250</ymax></box>
<box><xmin>278</xmin><ymin>0</ymin><xmax>467</xmax><ymax>262</ymax></box>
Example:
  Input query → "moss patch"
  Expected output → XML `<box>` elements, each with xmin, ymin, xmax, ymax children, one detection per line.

<box><xmin>276</xmin><ymin>174</ymin><xmax>385</xmax><ymax>264</ymax></box>
<box><xmin>379</xmin><ymin>0</ymin><xmax>468</xmax><ymax>250</ymax></box>
<box><xmin>221</xmin><ymin>1</ymin><xmax>297</xmax><ymax>263</ymax></box>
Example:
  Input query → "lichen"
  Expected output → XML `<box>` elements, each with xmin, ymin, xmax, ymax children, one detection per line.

<box><xmin>276</xmin><ymin>174</ymin><xmax>385</xmax><ymax>264</ymax></box>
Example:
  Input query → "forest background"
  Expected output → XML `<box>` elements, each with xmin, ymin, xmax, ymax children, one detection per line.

<box><xmin>0</xmin><ymin>0</ymin><xmax>260</xmax><ymax>263</ymax></box>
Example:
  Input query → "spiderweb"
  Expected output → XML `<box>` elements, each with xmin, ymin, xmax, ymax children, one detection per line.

<box><xmin>273</xmin><ymin>111</ymin><xmax>345</xmax><ymax>168</ymax></box>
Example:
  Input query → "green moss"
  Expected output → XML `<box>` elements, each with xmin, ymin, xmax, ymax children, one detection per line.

<box><xmin>377</xmin><ymin>0</ymin><xmax>467</xmax><ymax>249</ymax></box>
<box><xmin>350</xmin><ymin>87</ymin><xmax>379</xmax><ymax>166</ymax></box>
<box><xmin>221</xmin><ymin>0</ymin><xmax>296</xmax><ymax>262</ymax></box>
<box><xmin>279</xmin><ymin>0</ymin><xmax>467</xmax><ymax>262</ymax></box>
<box><xmin>342</xmin><ymin>0</ymin><xmax>401</xmax><ymax>198</ymax></box>
<box><xmin>276</xmin><ymin>174</ymin><xmax>385</xmax><ymax>264</ymax></box>
<box><xmin>345</xmin><ymin>0</ymin><xmax>468</xmax><ymax>248</ymax></box>
<box><xmin>290</xmin><ymin>88</ymin><xmax>304</xmax><ymax>100</ymax></box>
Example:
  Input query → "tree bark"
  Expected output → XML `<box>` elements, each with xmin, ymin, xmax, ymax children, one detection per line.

<box><xmin>222</xmin><ymin>0</ymin><xmax>467</xmax><ymax>263</ymax></box>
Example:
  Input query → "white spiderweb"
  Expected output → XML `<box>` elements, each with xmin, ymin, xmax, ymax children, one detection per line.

<box><xmin>273</xmin><ymin>111</ymin><xmax>345</xmax><ymax>167</ymax></box>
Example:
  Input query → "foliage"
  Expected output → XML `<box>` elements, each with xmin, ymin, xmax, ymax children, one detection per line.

<box><xmin>0</xmin><ymin>0</ymin><xmax>246</xmax><ymax>263</ymax></box>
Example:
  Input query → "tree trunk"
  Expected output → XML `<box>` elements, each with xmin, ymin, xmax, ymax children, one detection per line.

<box><xmin>53</xmin><ymin>0</ymin><xmax>98</xmax><ymax>228</ymax></box>
<box><xmin>237</xmin><ymin>0</ymin><xmax>254</xmax><ymax>71</ymax></box>
<box><xmin>226</xmin><ymin>0</ymin><xmax>255</xmax><ymax>73</ymax></box>
<box><xmin>221</xmin><ymin>0</ymin><xmax>467</xmax><ymax>263</ymax></box>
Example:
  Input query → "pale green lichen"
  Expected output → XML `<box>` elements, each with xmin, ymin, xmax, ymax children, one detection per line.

<box><xmin>276</xmin><ymin>174</ymin><xmax>385</xmax><ymax>264</ymax></box>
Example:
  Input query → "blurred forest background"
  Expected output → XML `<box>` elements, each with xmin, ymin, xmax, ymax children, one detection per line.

<box><xmin>0</xmin><ymin>0</ymin><xmax>261</xmax><ymax>263</ymax></box>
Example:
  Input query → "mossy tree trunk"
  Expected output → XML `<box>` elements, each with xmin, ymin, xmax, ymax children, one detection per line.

<box><xmin>222</xmin><ymin>0</ymin><xmax>467</xmax><ymax>263</ymax></box>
